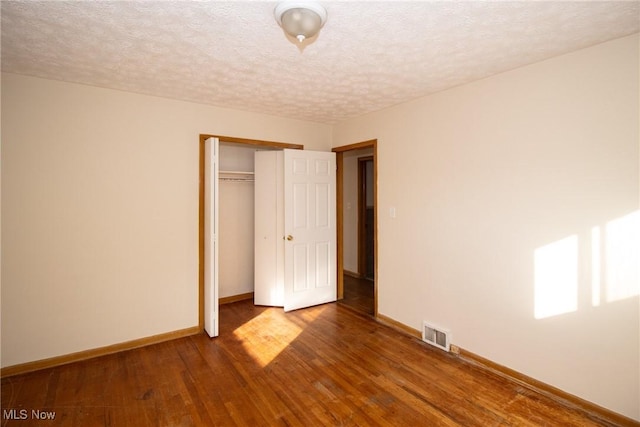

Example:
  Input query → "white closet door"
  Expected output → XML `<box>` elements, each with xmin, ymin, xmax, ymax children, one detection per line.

<box><xmin>254</xmin><ymin>151</ymin><xmax>285</xmax><ymax>306</ymax></box>
<box><xmin>283</xmin><ymin>149</ymin><xmax>337</xmax><ymax>311</ymax></box>
<box><xmin>204</xmin><ymin>137</ymin><xmax>219</xmax><ymax>337</ymax></box>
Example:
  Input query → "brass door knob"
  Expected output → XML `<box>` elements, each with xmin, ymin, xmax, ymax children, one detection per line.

<box><xmin>286</xmin><ymin>235</ymin><xmax>294</xmax><ymax>241</ymax></box>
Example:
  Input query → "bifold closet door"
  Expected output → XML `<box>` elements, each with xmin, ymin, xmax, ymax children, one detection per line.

<box><xmin>254</xmin><ymin>151</ymin><xmax>285</xmax><ymax>307</ymax></box>
<box><xmin>204</xmin><ymin>137</ymin><xmax>219</xmax><ymax>337</ymax></box>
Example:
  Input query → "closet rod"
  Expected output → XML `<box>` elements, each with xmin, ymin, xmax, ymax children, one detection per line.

<box><xmin>219</xmin><ymin>170</ymin><xmax>255</xmax><ymax>175</ymax></box>
<box><xmin>219</xmin><ymin>177</ymin><xmax>254</xmax><ymax>182</ymax></box>
<box><xmin>219</xmin><ymin>170</ymin><xmax>254</xmax><ymax>182</ymax></box>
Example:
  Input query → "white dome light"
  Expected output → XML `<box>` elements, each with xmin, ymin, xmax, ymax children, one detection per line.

<box><xmin>274</xmin><ymin>1</ymin><xmax>327</xmax><ymax>44</ymax></box>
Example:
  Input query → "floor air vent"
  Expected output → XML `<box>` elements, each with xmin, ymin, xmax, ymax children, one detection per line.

<box><xmin>422</xmin><ymin>321</ymin><xmax>451</xmax><ymax>352</ymax></box>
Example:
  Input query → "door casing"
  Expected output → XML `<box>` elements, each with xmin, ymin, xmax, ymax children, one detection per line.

<box><xmin>332</xmin><ymin>140</ymin><xmax>378</xmax><ymax>316</ymax></box>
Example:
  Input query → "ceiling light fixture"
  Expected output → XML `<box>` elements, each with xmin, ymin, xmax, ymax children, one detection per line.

<box><xmin>274</xmin><ymin>1</ymin><xmax>327</xmax><ymax>44</ymax></box>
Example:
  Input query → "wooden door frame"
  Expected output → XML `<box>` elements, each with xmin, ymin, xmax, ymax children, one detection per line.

<box><xmin>357</xmin><ymin>156</ymin><xmax>374</xmax><ymax>278</ymax></box>
<box><xmin>332</xmin><ymin>139</ymin><xmax>378</xmax><ymax>316</ymax></box>
<box><xmin>198</xmin><ymin>134</ymin><xmax>303</xmax><ymax>331</ymax></box>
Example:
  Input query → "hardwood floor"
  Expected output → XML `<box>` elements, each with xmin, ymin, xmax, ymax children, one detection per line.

<box><xmin>1</xmin><ymin>300</ymin><xmax>628</xmax><ymax>426</ymax></box>
<box><xmin>339</xmin><ymin>275</ymin><xmax>374</xmax><ymax>315</ymax></box>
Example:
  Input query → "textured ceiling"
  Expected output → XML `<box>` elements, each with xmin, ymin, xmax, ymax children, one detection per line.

<box><xmin>2</xmin><ymin>1</ymin><xmax>639</xmax><ymax>124</ymax></box>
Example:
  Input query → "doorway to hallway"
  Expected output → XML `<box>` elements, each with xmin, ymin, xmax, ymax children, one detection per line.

<box><xmin>340</xmin><ymin>275</ymin><xmax>374</xmax><ymax>315</ymax></box>
<box><xmin>333</xmin><ymin>140</ymin><xmax>377</xmax><ymax>317</ymax></box>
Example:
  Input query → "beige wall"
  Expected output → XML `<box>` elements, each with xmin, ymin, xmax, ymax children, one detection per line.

<box><xmin>333</xmin><ymin>34</ymin><xmax>639</xmax><ymax>420</ymax></box>
<box><xmin>0</xmin><ymin>73</ymin><xmax>331</xmax><ymax>368</ymax></box>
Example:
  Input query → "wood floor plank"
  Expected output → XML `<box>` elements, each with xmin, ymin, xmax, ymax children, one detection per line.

<box><xmin>339</xmin><ymin>275</ymin><xmax>374</xmax><ymax>315</ymax></box>
<box><xmin>1</xmin><ymin>300</ymin><xmax>632</xmax><ymax>426</ymax></box>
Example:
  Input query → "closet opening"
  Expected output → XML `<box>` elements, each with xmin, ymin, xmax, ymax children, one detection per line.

<box><xmin>198</xmin><ymin>134</ymin><xmax>303</xmax><ymax>331</ymax></box>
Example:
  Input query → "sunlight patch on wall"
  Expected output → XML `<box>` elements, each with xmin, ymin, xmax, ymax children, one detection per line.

<box><xmin>536</xmin><ymin>210</ymin><xmax>639</xmax><ymax>320</ymax></box>
<box><xmin>591</xmin><ymin>226</ymin><xmax>601</xmax><ymax>307</ymax></box>
<box><xmin>604</xmin><ymin>210</ymin><xmax>640</xmax><ymax>303</ymax></box>
<box><xmin>534</xmin><ymin>235</ymin><xmax>578</xmax><ymax>319</ymax></box>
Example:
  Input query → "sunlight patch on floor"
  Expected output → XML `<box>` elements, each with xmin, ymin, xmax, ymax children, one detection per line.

<box><xmin>233</xmin><ymin>305</ymin><xmax>326</xmax><ymax>367</ymax></box>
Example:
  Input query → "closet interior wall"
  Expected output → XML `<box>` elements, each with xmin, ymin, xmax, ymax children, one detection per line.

<box><xmin>218</xmin><ymin>143</ymin><xmax>260</xmax><ymax>299</ymax></box>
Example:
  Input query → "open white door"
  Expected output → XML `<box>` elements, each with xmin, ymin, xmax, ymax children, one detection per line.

<box><xmin>204</xmin><ymin>137</ymin><xmax>219</xmax><ymax>337</ymax></box>
<box><xmin>283</xmin><ymin>149</ymin><xmax>337</xmax><ymax>311</ymax></box>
